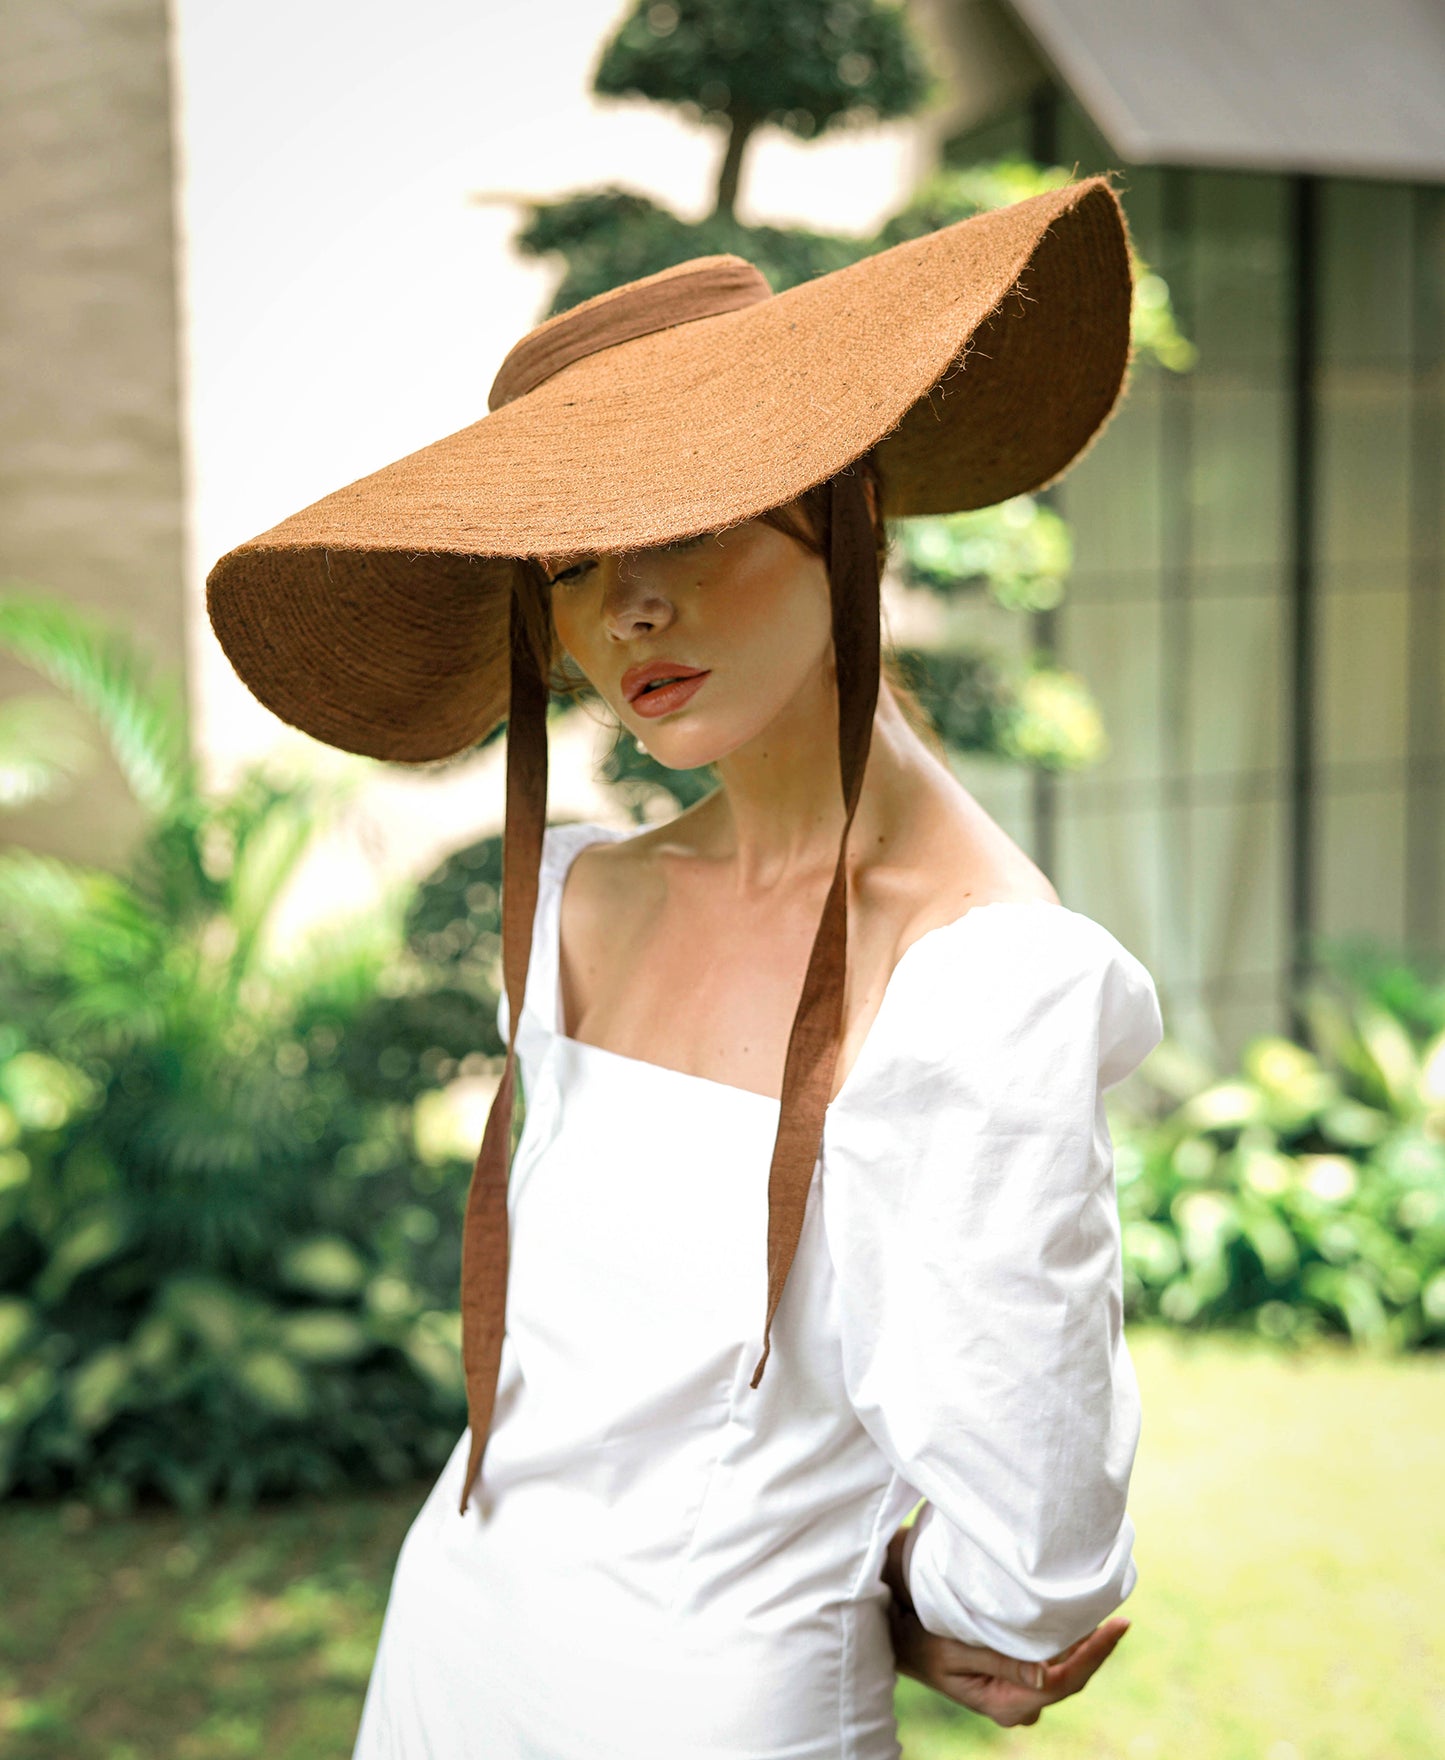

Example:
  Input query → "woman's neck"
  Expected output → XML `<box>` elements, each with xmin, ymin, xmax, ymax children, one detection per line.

<box><xmin>693</xmin><ymin>674</ymin><xmax>928</xmax><ymax>893</ymax></box>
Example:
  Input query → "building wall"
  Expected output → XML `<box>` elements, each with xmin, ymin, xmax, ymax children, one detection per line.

<box><xmin>0</xmin><ymin>0</ymin><xmax>189</xmax><ymax>866</ymax></box>
<box><xmin>945</xmin><ymin>94</ymin><xmax>1445</xmax><ymax>1065</ymax></box>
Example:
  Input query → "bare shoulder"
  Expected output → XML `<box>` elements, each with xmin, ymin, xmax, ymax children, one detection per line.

<box><xmin>558</xmin><ymin>777</ymin><xmax>1056</xmax><ymax>980</ymax></box>
<box><xmin>557</xmin><ymin>815</ymin><xmax>684</xmax><ymax>938</ymax></box>
<box><xmin>873</xmin><ymin>774</ymin><xmax>1060</xmax><ymax>959</ymax></box>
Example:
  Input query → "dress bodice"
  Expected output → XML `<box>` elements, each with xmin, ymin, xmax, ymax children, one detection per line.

<box><xmin>353</xmin><ymin>817</ymin><xmax>1165</xmax><ymax>1760</ymax></box>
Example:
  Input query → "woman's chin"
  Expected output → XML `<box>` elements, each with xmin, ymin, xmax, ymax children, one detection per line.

<box><xmin>629</xmin><ymin>708</ymin><xmax>774</xmax><ymax>773</ymax></box>
<box><xmin>636</xmin><ymin>739</ymin><xmax>723</xmax><ymax>772</ymax></box>
<box><xmin>630</xmin><ymin>722</ymin><xmax>746</xmax><ymax>771</ymax></box>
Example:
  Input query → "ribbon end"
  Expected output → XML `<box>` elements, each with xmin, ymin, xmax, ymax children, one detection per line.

<box><xmin>458</xmin><ymin>1431</ymin><xmax>485</xmax><ymax>1516</ymax></box>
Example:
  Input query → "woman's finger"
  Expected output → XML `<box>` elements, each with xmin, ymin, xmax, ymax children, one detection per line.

<box><xmin>1049</xmin><ymin>1617</ymin><xmax>1129</xmax><ymax>1668</ymax></box>
<box><xmin>928</xmin><ymin>1617</ymin><xmax>1128</xmax><ymax>1695</ymax></box>
<box><xmin>922</xmin><ymin>1638</ymin><xmax>1054</xmax><ymax>1693</ymax></box>
<box><xmin>1037</xmin><ymin>1620</ymin><xmax>1130</xmax><ymax>1700</ymax></box>
<box><xmin>887</xmin><ymin>1594</ymin><xmax>1134</xmax><ymax>1729</ymax></box>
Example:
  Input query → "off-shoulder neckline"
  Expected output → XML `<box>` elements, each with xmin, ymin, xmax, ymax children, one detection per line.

<box><xmin>541</xmin><ymin>819</ymin><xmax>1074</xmax><ymax>1113</ymax></box>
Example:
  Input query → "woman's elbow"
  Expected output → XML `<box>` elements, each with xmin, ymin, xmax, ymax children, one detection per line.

<box><xmin>909</xmin><ymin>1514</ymin><xmax>1140</xmax><ymax>1665</ymax></box>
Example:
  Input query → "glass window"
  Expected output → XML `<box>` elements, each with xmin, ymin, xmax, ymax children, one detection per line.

<box><xmin>1318</xmin><ymin>181</ymin><xmax>1414</xmax><ymax>368</ymax></box>
<box><xmin>1317</xmin><ymin>786</ymin><xmax>1409</xmax><ymax>945</ymax></box>
<box><xmin>1405</xmin><ymin>783</ymin><xmax>1445</xmax><ymax>955</ymax></box>
<box><xmin>1052</xmin><ymin>796</ymin><xmax>1166</xmax><ymax>973</ymax></box>
<box><xmin>1316</xmin><ymin>367</ymin><xmax>1413</xmax><ymax>565</ymax></box>
<box><xmin>1190</xmin><ymin>172</ymin><xmax>1291</xmax><ymax>369</ymax></box>
<box><xmin>1316</xmin><ymin>581</ymin><xmax>1412</xmax><ymax>773</ymax></box>
<box><xmin>1185</xmin><ymin>791</ymin><xmax>1288</xmax><ymax>995</ymax></box>
<box><xmin>1055</xmin><ymin>596</ymin><xmax>1167</xmax><ymax>790</ymax></box>
<box><xmin>1056</xmin><ymin>372</ymin><xmax>1167</xmax><ymax>588</ymax></box>
<box><xmin>1186</xmin><ymin>593</ymin><xmax>1290</xmax><ymax>779</ymax></box>
<box><xmin>1190</xmin><ymin>380</ymin><xmax>1292</xmax><ymax>570</ymax></box>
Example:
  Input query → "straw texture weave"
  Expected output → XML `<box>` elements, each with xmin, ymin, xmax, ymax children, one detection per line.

<box><xmin>206</xmin><ymin>176</ymin><xmax>1132</xmax><ymax>764</ymax></box>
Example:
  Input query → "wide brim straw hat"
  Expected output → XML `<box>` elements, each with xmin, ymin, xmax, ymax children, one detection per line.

<box><xmin>206</xmin><ymin>174</ymin><xmax>1135</xmax><ymax>1516</ymax></box>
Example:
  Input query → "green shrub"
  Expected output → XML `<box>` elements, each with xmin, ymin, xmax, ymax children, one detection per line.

<box><xmin>1115</xmin><ymin>960</ymin><xmax>1445</xmax><ymax>1351</ymax></box>
<box><xmin>0</xmin><ymin>590</ymin><xmax>500</xmax><ymax>1512</ymax></box>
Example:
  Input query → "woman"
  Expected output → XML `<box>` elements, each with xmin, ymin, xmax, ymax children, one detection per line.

<box><xmin>207</xmin><ymin>176</ymin><xmax>1163</xmax><ymax>1758</ymax></box>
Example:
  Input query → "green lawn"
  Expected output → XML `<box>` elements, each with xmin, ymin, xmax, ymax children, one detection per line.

<box><xmin>898</xmin><ymin>1328</ymin><xmax>1445</xmax><ymax>1759</ymax></box>
<box><xmin>1</xmin><ymin>1328</ymin><xmax>1441</xmax><ymax>1759</ymax></box>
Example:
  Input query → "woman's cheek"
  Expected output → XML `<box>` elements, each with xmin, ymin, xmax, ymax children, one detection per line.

<box><xmin>550</xmin><ymin>603</ymin><xmax>605</xmax><ymax>697</ymax></box>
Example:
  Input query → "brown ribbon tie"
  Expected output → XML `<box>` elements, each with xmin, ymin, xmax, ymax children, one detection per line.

<box><xmin>458</xmin><ymin>269</ymin><xmax>880</xmax><ymax>1516</ymax></box>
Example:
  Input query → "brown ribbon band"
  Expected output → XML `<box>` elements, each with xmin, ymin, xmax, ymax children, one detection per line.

<box><xmin>488</xmin><ymin>256</ymin><xmax>772</xmax><ymax>411</ymax></box>
<box><xmin>749</xmin><ymin>471</ymin><xmax>880</xmax><ymax>1389</ymax></box>
<box><xmin>459</xmin><ymin>277</ymin><xmax>879</xmax><ymax>1518</ymax></box>
<box><xmin>457</xmin><ymin>582</ymin><xmax>549</xmax><ymax>1514</ymax></box>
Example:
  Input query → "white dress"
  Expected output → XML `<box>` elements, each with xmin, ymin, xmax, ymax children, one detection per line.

<box><xmin>352</xmin><ymin>818</ymin><xmax>1164</xmax><ymax>1760</ymax></box>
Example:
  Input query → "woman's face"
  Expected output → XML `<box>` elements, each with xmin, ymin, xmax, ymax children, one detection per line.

<box><xmin>540</xmin><ymin>509</ymin><xmax>836</xmax><ymax>771</ymax></box>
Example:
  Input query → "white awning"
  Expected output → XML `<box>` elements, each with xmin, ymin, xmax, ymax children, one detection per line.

<box><xmin>1005</xmin><ymin>0</ymin><xmax>1445</xmax><ymax>182</ymax></box>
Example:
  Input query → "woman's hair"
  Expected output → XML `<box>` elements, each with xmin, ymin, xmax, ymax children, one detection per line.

<box><xmin>513</xmin><ymin>448</ymin><xmax>943</xmax><ymax>757</ymax></box>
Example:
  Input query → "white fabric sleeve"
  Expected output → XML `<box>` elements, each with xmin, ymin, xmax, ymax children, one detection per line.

<box><xmin>820</xmin><ymin>904</ymin><xmax>1164</xmax><ymax>1664</ymax></box>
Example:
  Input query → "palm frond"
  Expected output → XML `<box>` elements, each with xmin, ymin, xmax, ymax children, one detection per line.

<box><xmin>0</xmin><ymin>585</ymin><xmax>194</xmax><ymax>818</ymax></box>
<box><xmin>0</xmin><ymin>849</ymin><xmax>167</xmax><ymax>990</ymax></box>
<box><xmin>227</xmin><ymin>789</ymin><xmax>327</xmax><ymax>984</ymax></box>
<box><xmin>0</xmin><ymin>694</ymin><xmax>97</xmax><ymax>811</ymax></box>
<box><xmin>0</xmin><ymin>849</ymin><xmax>124</xmax><ymax>946</ymax></box>
<box><xmin>271</xmin><ymin>885</ymin><xmax>408</xmax><ymax>1013</ymax></box>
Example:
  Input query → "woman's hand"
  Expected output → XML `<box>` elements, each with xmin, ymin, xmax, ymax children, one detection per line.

<box><xmin>882</xmin><ymin>1524</ymin><xmax>1131</xmax><ymax>1728</ymax></box>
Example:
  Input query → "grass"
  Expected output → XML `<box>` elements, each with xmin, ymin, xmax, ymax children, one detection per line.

<box><xmin>0</xmin><ymin>1327</ymin><xmax>1441</xmax><ymax>1759</ymax></box>
<box><xmin>897</xmin><ymin>1327</ymin><xmax>1445</xmax><ymax>1759</ymax></box>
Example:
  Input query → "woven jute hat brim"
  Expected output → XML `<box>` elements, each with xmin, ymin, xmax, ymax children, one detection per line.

<box><xmin>206</xmin><ymin>177</ymin><xmax>1131</xmax><ymax>765</ymax></box>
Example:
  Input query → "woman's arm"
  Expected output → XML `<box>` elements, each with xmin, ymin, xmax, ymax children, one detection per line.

<box><xmin>821</xmin><ymin>906</ymin><xmax>1164</xmax><ymax>1665</ymax></box>
<box><xmin>882</xmin><ymin>1513</ymin><xmax>1131</xmax><ymax>1724</ymax></box>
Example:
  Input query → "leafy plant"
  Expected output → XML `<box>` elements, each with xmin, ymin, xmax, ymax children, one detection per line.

<box><xmin>892</xmin><ymin>647</ymin><xmax>1106</xmax><ymax>774</ymax></box>
<box><xmin>0</xmin><ymin>589</ymin><xmax>501</xmax><ymax>1512</ymax></box>
<box><xmin>1113</xmin><ymin>959</ymin><xmax>1445</xmax><ymax>1352</ymax></box>
<box><xmin>0</xmin><ymin>695</ymin><xmax>96</xmax><ymax>812</ymax></box>
<box><xmin>511</xmin><ymin>186</ymin><xmax>869</xmax><ymax>315</ymax></box>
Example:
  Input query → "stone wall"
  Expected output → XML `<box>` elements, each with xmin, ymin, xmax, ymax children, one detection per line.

<box><xmin>0</xmin><ymin>0</ymin><xmax>187</xmax><ymax>866</ymax></box>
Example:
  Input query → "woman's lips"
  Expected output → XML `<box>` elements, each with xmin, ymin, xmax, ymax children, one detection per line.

<box><xmin>629</xmin><ymin>671</ymin><xmax>711</xmax><ymax>718</ymax></box>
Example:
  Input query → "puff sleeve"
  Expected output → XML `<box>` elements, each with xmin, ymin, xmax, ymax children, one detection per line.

<box><xmin>820</xmin><ymin>902</ymin><xmax>1164</xmax><ymax>1664</ymax></box>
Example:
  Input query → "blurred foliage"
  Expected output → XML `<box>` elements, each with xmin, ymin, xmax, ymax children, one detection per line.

<box><xmin>1317</xmin><ymin>935</ymin><xmax>1445</xmax><ymax>1041</ymax></box>
<box><xmin>595</xmin><ymin>722</ymin><xmax>719</xmax><ymax>823</ymax></box>
<box><xmin>893</xmin><ymin>493</ymin><xmax>1074</xmax><ymax>612</ymax></box>
<box><xmin>0</xmin><ymin>695</ymin><xmax>96</xmax><ymax>813</ymax></box>
<box><xmin>0</xmin><ymin>590</ymin><xmax>505</xmax><ymax>1512</ymax></box>
<box><xmin>0</xmin><ymin>593</ymin><xmax>193</xmax><ymax>818</ymax></box>
<box><xmin>892</xmin><ymin>647</ymin><xmax>1106</xmax><ymax>774</ymax></box>
<box><xmin>1113</xmin><ymin>956</ymin><xmax>1445</xmax><ymax>1353</ymax></box>
<box><xmin>514</xmin><ymin>188</ymin><xmax>865</xmax><ymax>314</ymax></box>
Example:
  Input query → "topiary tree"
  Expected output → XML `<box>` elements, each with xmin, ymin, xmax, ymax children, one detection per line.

<box><xmin>596</xmin><ymin>0</ymin><xmax>936</xmax><ymax>219</ymax></box>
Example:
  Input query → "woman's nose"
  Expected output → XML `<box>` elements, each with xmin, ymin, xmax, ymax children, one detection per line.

<box><xmin>600</xmin><ymin>560</ymin><xmax>676</xmax><ymax>642</ymax></box>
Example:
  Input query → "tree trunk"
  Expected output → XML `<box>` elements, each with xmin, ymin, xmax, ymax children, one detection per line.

<box><xmin>712</xmin><ymin>110</ymin><xmax>757</xmax><ymax>221</ymax></box>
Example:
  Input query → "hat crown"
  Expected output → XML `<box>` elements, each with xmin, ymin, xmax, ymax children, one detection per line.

<box><xmin>487</xmin><ymin>254</ymin><xmax>773</xmax><ymax>411</ymax></box>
